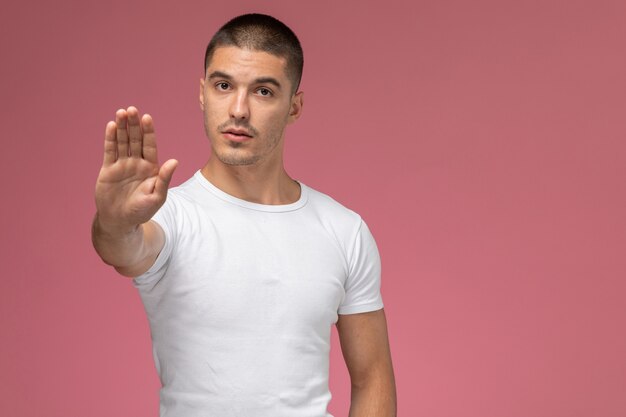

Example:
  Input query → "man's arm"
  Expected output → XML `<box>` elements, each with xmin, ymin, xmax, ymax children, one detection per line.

<box><xmin>337</xmin><ymin>308</ymin><xmax>397</xmax><ymax>417</ymax></box>
<box><xmin>92</xmin><ymin>216</ymin><xmax>165</xmax><ymax>277</ymax></box>
<box><xmin>92</xmin><ymin>106</ymin><xmax>177</xmax><ymax>277</ymax></box>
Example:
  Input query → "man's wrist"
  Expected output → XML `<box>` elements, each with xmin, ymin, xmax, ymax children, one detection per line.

<box><xmin>92</xmin><ymin>212</ymin><xmax>141</xmax><ymax>239</ymax></box>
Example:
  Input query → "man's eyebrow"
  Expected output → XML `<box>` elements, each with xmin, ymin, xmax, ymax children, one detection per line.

<box><xmin>207</xmin><ymin>71</ymin><xmax>282</xmax><ymax>89</ymax></box>
<box><xmin>254</xmin><ymin>77</ymin><xmax>282</xmax><ymax>89</ymax></box>
<box><xmin>207</xmin><ymin>71</ymin><xmax>232</xmax><ymax>80</ymax></box>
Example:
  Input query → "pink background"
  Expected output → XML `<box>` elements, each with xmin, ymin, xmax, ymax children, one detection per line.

<box><xmin>1</xmin><ymin>0</ymin><xmax>625</xmax><ymax>416</ymax></box>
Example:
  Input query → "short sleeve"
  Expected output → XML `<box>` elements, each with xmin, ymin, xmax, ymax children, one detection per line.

<box><xmin>132</xmin><ymin>193</ymin><xmax>177</xmax><ymax>288</ymax></box>
<box><xmin>338</xmin><ymin>220</ymin><xmax>384</xmax><ymax>315</ymax></box>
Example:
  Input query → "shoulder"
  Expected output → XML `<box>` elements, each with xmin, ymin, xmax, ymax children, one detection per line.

<box><xmin>301</xmin><ymin>182</ymin><xmax>364</xmax><ymax>240</ymax></box>
<box><xmin>151</xmin><ymin>173</ymin><xmax>210</xmax><ymax>230</ymax></box>
<box><xmin>162</xmin><ymin>173</ymin><xmax>208</xmax><ymax>207</ymax></box>
<box><xmin>167</xmin><ymin>172</ymin><xmax>201</xmax><ymax>196</ymax></box>
<box><xmin>305</xmin><ymin>183</ymin><xmax>361</xmax><ymax>218</ymax></box>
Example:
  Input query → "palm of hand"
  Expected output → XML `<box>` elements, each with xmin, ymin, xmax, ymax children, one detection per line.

<box><xmin>95</xmin><ymin>107</ymin><xmax>177</xmax><ymax>229</ymax></box>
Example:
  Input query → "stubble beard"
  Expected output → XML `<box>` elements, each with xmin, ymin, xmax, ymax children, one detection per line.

<box><xmin>204</xmin><ymin>115</ymin><xmax>283</xmax><ymax>167</ymax></box>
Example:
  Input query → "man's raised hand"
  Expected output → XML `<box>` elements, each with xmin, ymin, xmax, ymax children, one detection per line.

<box><xmin>95</xmin><ymin>106</ymin><xmax>178</xmax><ymax>233</ymax></box>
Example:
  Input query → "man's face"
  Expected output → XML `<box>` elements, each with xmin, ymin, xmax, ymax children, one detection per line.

<box><xmin>200</xmin><ymin>46</ymin><xmax>303</xmax><ymax>167</ymax></box>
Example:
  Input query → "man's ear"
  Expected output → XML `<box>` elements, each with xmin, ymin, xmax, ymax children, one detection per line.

<box><xmin>287</xmin><ymin>91</ymin><xmax>304</xmax><ymax>124</ymax></box>
<box><xmin>199</xmin><ymin>78</ymin><xmax>206</xmax><ymax>111</ymax></box>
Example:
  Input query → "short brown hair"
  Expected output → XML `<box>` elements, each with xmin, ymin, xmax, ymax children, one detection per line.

<box><xmin>204</xmin><ymin>13</ymin><xmax>304</xmax><ymax>94</ymax></box>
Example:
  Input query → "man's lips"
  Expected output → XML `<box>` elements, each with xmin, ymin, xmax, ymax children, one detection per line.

<box><xmin>222</xmin><ymin>129</ymin><xmax>253</xmax><ymax>142</ymax></box>
<box><xmin>223</xmin><ymin>128</ymin><xmax>252</xmax><ymax>137</ymax></box>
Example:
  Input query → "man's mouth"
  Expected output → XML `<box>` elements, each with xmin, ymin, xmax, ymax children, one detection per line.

<box><xmin>223</xmin><ymin>128</ymin><xmax>252</xmax><ymax>137</ymax></box>
<box><xmin>222</xmin><ymin>128</ymin><xmax>253</xmax><ymax>142</ymax></box>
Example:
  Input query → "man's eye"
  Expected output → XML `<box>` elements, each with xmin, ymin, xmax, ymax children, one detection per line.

<box><xmin>258</xmin><ymin>88</ymin><xmax>272</xmax><ymax>96</ymax></box>
<box><xmin>216</xmin><ymin>82</ymin><xmax>230</xmax><ymax>90</ymax></box>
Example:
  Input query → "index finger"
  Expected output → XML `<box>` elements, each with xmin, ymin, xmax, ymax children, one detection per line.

<box><xmin>141</xmin><ymin>114</ymin><xmax>158</xmax><ymax>163</ymax></box>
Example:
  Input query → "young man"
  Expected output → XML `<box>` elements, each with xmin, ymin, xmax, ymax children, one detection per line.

<box><xmin>92</xmin><ymin>13</ymin><xmax>396</xmax><ymax>417</ymax></box>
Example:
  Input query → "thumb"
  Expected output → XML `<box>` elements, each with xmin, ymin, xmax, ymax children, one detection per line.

<box><xmin>154</xmin><ymin>159</ymin><xmax>178</xmax><ymax>197</ymax></box>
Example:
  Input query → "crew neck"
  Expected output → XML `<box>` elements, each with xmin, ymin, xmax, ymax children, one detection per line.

<box><xmin>193</xmin><ymin>170</ymin><xmax>309</xmax><ymax>213</ymax></box>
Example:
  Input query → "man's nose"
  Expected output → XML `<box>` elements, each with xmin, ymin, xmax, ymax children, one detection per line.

<box><xmin>229</xmin><ymin>90</ymin><xmax>249</xmax><ymax>120</ymax></box>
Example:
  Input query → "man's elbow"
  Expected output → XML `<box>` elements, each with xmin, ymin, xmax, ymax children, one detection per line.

<box><xmin>350</xmin><ymin>360</ymin><xmax>396</xmax><ymax>390</ymax></box>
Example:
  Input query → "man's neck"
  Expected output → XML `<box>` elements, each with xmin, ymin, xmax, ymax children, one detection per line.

<box><xmin>200</xmin><ymin>157</ymin><xmax>301</xmax><ymax>205</ymax></box>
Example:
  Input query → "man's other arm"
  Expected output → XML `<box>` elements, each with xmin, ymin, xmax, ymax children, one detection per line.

<box><xmin>337</xmin><ymin>308</ymin><xmax>397</xmax><ymax>417</ymax></box>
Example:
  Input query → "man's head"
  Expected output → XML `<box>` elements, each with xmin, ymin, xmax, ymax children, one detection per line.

<box><xmin>204</xmin><ymin>13</ymin><xmax>303</xmax><ymax>95</ymax></box>
<box><xmin>199</xmin><ymin>14</ymin><xmax>304</xmax><ymax>168</ymax></box>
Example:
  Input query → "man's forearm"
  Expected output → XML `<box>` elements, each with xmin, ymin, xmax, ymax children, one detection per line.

<box><xmin>348</xmin><ymin>371</ymin><xmax>397</xmax><ymax>417</ymax></box>
<box><xmin>91</xmin><ymin>212</ymin><xmax>146</xmax><ymax>268</ymax></box>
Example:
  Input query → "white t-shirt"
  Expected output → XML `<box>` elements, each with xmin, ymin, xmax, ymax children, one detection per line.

<box><xmin>133</xmin><ymin>171</ymin><xmax>384</xmax><ymax>417</ymax></box>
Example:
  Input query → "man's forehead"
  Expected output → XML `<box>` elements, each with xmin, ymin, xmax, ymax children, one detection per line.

<box><xmin>208</xmin><ymin>46</ymin><xmax>288</xmax><ymax>72</ymax></box>
<box><xmin>205</xmin><ymin>46</ymin><xmax>293</xmax><ymax>92</ymax></box>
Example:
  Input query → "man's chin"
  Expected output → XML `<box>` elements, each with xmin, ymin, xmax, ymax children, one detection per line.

<box><xmin>215</xmin><ymin>151</ymin><xmax>259</xmax><ymax>166</ymax></box>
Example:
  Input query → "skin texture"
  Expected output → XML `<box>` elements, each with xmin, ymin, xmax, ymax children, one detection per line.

<box><xmin>92</xmin><ymin>45</ymin><xmax>396</xmax><ymax>416</ymax></box>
